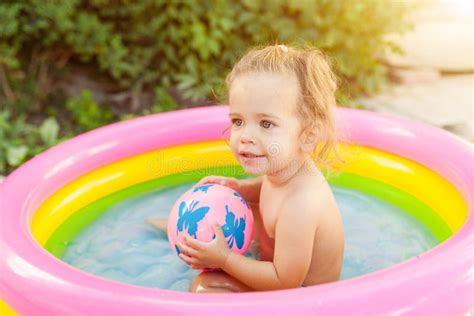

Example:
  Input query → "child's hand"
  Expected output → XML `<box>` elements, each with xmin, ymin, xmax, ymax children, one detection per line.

<box><xmin>195</xmin><ymin>175</ymin><xmax>240</xmax><ymax>191</ymax></box>
<box><xmin>177</xmin><ymin>223</ymin><xmax>231</xmax><ymax>270</ymax></box>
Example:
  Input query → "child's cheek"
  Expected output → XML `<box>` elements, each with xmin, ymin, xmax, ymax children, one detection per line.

<box><xmin>229</xmin><ymin>137</ymin><xmax>239</xmax><ymax>155</ymax></box>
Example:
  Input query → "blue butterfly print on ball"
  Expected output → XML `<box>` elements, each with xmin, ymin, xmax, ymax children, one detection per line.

<box><xmin>221</xmin><ymin>205</ymin><xmax>247</xmax><ymax>249</ymax></box>
<box><xmin>176</xmin><ymin>200</ymin><xmax>210</xmax><ymax>238</ymax></box>
<box><xmin>175</xmin><ymin>244</ymin><xmax>182</xmax><ymax>255</ymax></box>
<box><xmin>233</xmin><ymin>191</ymin><xmax>250</xmax><ymax>209</ymax></box>
<box><xmin>193</xmin><ymin>184</ymin><xmax>213</xmax><ymax>193</ymax></box>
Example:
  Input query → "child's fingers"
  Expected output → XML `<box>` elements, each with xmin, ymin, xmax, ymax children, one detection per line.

<box><xmin>179</xmin><ymin>253</ymin><xmax>199</xmax><ymax>265</ymax></box>
<box><xmin>195</xmin><ymin>177</ymin><xmax>210</xmax><ymax>185</ymax></box>
<box><xmin>196</xmin><ymin>176</ymin><xmax>239</xmax><ymax>190</ymax></box>
<box><xmin>190</xmin><ymin>263</ymin><xmax>207</xmax><ymax>270</ymax></box>
<box><xmin>225</xmin><ymin>179</ymin><xmax>239</xmax><ymax>189</ymax></box>
<box><xmin>212</xmin><ymin>222</ymin><xmax>226</xmax><ymax>240</ymax></box>
<box><xmin>216</xmin><ymin>177</ymin><xmax>238</xmax><ymax>188</ymax></box>
<box><xmin>196</xmin><ymin>176</ymin><xmax>220</xmax><ymax>185</ymax></box>
<box><xmin>178</xmin><ymin>242</ymin><xmax>199</xmax><ymax>257</ymax></box>
<box><xmin>184</xmin><ymin>236</ymin><xmax>205</xmax><ymax>250</ymax></box>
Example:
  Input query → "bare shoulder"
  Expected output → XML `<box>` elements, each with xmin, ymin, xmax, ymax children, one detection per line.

<box><xmin>278</xmin><ymin>182</ymin><xmax>324</xmax><ymax>226</ymax></box>
<box><xmin>281</xmin><ymin>173</ymin><xmax>335</xmax><ymax>221</ymax></box>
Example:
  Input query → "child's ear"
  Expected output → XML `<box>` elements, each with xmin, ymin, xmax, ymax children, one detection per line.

<box><xmin>300</xmin><ymin>127</ymin><xmax>318</xmax><ymax>153</ymax></box>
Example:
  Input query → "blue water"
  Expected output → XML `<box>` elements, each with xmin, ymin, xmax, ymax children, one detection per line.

<box><xmin>62</xmin><ymin>184</ymin><xmax>437</xmax><ymax>291</ymax></box>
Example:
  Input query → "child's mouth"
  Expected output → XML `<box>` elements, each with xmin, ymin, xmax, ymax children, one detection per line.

<box><xmin>239</xmin><ymin>152</ymin><xmax>265</xmax><ymax>158</ymax></box>
<box><xmin>240</xmin><ymin>153</ymin><xmax>263</xmax><ymax>158</ymax></box>
<box><xmin>239</xmin><ymin>152</ymin><xmax>266</xmax><ymax>165</ymax></box>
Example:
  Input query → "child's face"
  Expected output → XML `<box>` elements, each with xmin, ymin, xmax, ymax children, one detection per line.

<box><xmin>228</xmin><ymin>71</ymin><xmax>306</xmax><ymax>175</ymax></box>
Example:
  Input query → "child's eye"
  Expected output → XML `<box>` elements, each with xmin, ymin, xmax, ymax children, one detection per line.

<box><xmin>231</xmin><ymin>118</ymin><xmax>243</xmax><ymax>127</ymax></box>
<box><xmin>260</xmin><ymin>120</ymin><xmax>274</xmax><ymax>129</ymax></box>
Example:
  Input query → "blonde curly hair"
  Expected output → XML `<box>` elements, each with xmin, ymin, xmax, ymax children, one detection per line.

<box><xmin>224</xmin><ymin>43</ymin><xmax>343</xmax><ymax>171</ymax></box>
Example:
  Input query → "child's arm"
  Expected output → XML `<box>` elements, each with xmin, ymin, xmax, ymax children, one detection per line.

<box><xmin>236</xmin><ymin>176</ymin><xmax>263</xmax><ymax>204</ymax></box>
<box><xmin>224</xmin><ymin>198</ymin><xmax>318</xmax><ymax>290</ymax></box>
<box><xmin>179</xmin><ymin>197</ymin><xmax>318</xmax><ymax>291</ymax></box>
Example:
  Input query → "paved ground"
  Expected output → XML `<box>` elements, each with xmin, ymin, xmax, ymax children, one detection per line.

<box><xmin>371</xmin><ymin>0</ymin><xmax>473</xmax><ymax>143</ymax></box>
<box><xmin>358</xmin><ymin>74</ymin><xmax>473</xmax><ymax>142</ymax></box>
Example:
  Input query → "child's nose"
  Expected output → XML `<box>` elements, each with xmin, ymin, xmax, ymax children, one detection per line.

<box><xmin>240</xmin><ymin>133</ymin><xmax>256</xmax><ymax>144</ymax></box>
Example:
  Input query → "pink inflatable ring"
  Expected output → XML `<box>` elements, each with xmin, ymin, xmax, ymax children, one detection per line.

<box><xmin>0</xmin><ymin>106</ymin><xmax>472</xmax><ymax>315</ymax></box>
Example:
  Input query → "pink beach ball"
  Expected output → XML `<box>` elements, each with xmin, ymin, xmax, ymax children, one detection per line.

<box><xmin>167</xmin><ymin>184</ymin><xmax>254</xmax><ymax>261</ymax></box>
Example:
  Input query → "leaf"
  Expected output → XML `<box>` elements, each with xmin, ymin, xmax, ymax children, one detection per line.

<box><xmin>39</xmin><ymin>117</ymin><xmax>59</xmax><ymax>145</ymax></box>
<box><xmin>6</xmin><ymin>145</ymin><xmax>28</xmax><ymax>167</ymax></box>
<box><xmin>176</xmin><ymin>74</ymin><xmax>197</xmax><ymax>90</ymax></box>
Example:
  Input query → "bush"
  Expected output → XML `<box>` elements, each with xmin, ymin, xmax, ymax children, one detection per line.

<box><xmin>65</xmin><ymin>89</ymin><xmax>113</xmax><ymax>131</ymax></box>
<box><xmin>0</xmin><ymin>0</ymin><xmax>411</xmax><ymax>173</ymax></box>
<box><xmin>0</xmin><ymin>110</ymin><xmax>61</xmax><ymax>173</ymax></box>
<box><xmin>1</xmin><ymin>0</ymin><xmax>410</xmax><ymax>103</ymax></box>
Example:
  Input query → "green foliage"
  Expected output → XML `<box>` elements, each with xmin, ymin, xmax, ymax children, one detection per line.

<box><xmin>1</xmin><ymin>0</ymin><xmax>410</xmax><ymax>104</ymax></box>
<box><xmin>0</xmin><ymin>110</ymin><xmax>61</xmax><ymax>173</ymax></box>
<box><xmin>149</xmin><ymin>87</ymin><xmax>180</xmax><ymax>114</ymax></box>
<box><xmin>39</xmin><ymin>117</ymin><xmax>60</xmax><ymax>146</ymax></box>
<box><xmin>65</xmin><ymin>89</ymin><xmax>114</xmax><ymax>131</ymax></box>
<box><xmin>0</xmin><ymin>0</ymin><xmax>411</xmax><ymax>173</ymax></box>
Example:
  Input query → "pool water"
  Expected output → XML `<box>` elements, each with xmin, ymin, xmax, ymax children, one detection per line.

<box><xmin>62</xmin><ymin>184</ymin><xmax>438</xmax><ymax>291</ymax></box>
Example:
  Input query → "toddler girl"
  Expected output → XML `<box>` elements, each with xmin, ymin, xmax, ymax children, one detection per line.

<box><xmin>147</xmin><ymin>44</ymin><xmax>344</xmax><ymax>292</ymax></box>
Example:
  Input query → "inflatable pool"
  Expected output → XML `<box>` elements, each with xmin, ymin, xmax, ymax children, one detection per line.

<box><xmin>0</xmin><ymin>106</ymin><xmax>472</xmax><ymax>314</ymax></box>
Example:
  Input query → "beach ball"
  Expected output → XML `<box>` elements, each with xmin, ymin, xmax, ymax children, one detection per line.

<box><xmin>167</xmin><ymin>183</ymin><xmax>254</xmax><ymax>260</ymax></box>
